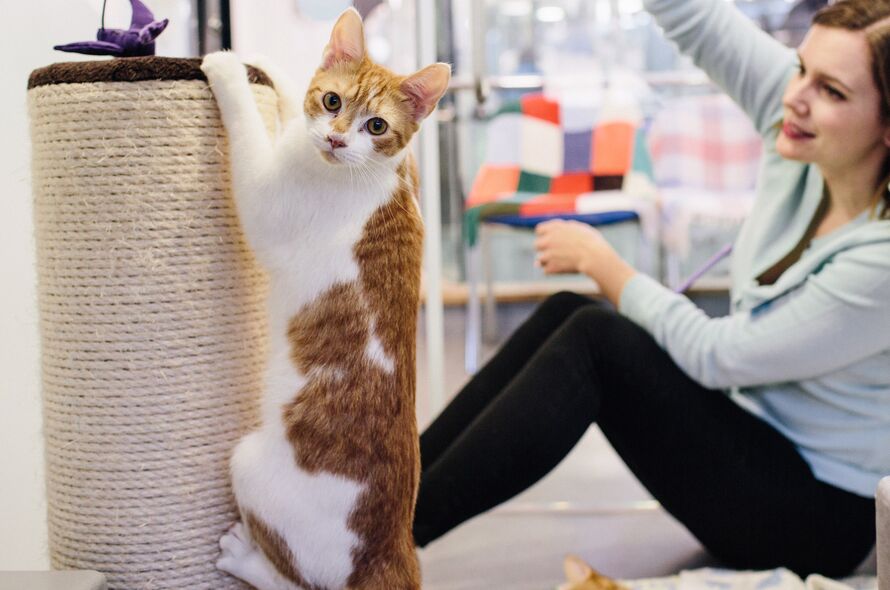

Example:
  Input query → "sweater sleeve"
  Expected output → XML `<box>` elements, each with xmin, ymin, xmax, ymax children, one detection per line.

<box><xmin>619</xmin><ymin>243</ymin><xmax>890</xmax><ymax>390</ymax></box>
<box><xmin>643</xmin><ymin>0</ymin><xmax>797</xmax><ymax>134</ymax></box>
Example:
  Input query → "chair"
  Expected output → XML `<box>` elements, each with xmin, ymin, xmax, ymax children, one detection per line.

<box><xmin>647</xmin><ymin>93</ymin><xmax>763</xmax><ymax>289</ymax></box>
<box><xmin>463</xmin><ymin>93</ymin><xmax>657</xmax><ymax>372</ymax></box>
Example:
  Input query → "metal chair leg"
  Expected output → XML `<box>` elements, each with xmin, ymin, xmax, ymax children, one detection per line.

<box><xmin>464</xmin><ymin>242</ymin><xmax>482</xmax><ymax>374</ymax></box>
<box><xmin>637</xmin><ymin>219</ymin><xmax>656</xmax><ymax>277</ymax></box>
<box><xmin>666</xmin><ymin>252</ymin><xmax>681</xmax><ymax>291</ymax></box>
<box><xmin>481</xmin><ymin>227</ymin><xmax>498</xmax><ymax>344</ymax></box>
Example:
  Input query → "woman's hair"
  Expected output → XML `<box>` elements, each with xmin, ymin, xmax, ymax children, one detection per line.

<box><xmin>813</xmin><ymin>0</ymin><xmax>890</xmax><ymax>217</ymax></box>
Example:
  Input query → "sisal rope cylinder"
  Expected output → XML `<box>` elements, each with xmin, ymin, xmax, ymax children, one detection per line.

<box><xmin>28</xmin><ymin>57</ymin><xmax>277</xmax><ymax>589</ymax></box>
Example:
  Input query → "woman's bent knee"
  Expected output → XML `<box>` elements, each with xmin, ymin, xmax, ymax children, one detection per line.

<box><xmin>537</xmin><ymin>291</ymin><xmax>597</xmax><ymax>319</ymax></box>
<box><xmin>560</xmin><ymin>305</ymin><xmax>666</xmax><ymax>369</ymax></box>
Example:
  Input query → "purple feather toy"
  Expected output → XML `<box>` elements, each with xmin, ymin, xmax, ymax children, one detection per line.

<box><xmin>54</xmin><ymin>0</ymin><xmax>168</xmax><ymax>57</ymax></box>
<box><xmin>674</xmin><ymin>242</ymin><xmax>734</xmax><ymax>294</ymax></box>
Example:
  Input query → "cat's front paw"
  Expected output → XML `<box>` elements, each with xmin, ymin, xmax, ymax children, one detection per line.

<box><xmin>218</xmin><ymin>521</ymin><xmax>258</xmax><ymax>577</ymax></box>
<box><xmin>201</xmin><ymin>51</ymin><xmax>247</xmax><ymax>85</ymax></box>
<box><xmin>217</xmin><ymin>522</ymin><xmax>287</xmax><ymax>590</ymax></box>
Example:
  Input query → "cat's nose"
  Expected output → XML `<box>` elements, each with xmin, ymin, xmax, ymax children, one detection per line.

<box><xmin>327</xmin><ymin>135</ymin><xmax>347</xmax><ymax>150</ymax></box>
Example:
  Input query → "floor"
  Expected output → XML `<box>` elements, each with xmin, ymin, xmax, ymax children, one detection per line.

<box><xmin>413</xmin><ymin>300</ymin><xmax>719</xmax><ymax>590</ymax></box>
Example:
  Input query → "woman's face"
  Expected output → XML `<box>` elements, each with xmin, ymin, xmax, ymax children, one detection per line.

<box><xmin>777</xmin><ymin>25</ymin><xmax>890</xmax><ymax>177</ymax></box>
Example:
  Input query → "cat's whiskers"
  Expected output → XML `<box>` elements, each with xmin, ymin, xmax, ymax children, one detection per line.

<box><xmin>353</xmin><ymin>162</ymin><xmax>399</xmax><ymax>230</ymax></box>
<box><xmin>345</xmin><ymin>158</ymin><xmax>356</xmax><ymax>189</ymax></box>
<box><xmin>357</xmin><ymin>164</ymin><xmax>402</xmax><ymax>229</ymax></box>
<box><xmin>354</xmin><ymin>160</ymin><xmax>389</xmax><ymax>194</ymax></box>
<box><xmin>343</xmin><ymin>151</ymin><xmax>366</xmax><ymax>167</ymax></box>
<box><xmin>357</xmin><ymin>160</ymin><xmax>416</xmax><ymax>222</ymax></box>
<box><xmin>364</xmin><ymin>171</ymin><xmax>401</xmax><ymax>235</ymax></box>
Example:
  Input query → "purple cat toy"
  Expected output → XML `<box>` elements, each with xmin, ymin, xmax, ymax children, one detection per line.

<box><xmin>54</xmin><ymin>0</ymin><xmax>168</xmax><ymax>57</ymax></box>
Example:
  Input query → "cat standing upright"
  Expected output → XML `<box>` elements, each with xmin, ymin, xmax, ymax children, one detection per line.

<box><xmin>200</xmin><ymin>8</ymin><xmax>450</xmax><ymax>590</ymax></box>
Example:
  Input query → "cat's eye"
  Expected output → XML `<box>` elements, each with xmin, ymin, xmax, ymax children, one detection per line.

<box><xmin>366</xmin><ymin>117</ymin><xmax>388</xmax><ymax>135</ymax></box>
<box><xmin>323</xmin><ymin>92</ymin><xmax>341</xmax><ymax>112</ymax></box>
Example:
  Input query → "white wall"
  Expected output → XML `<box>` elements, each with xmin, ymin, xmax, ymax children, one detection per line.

<box><xmin>0</xmin><ymin>0</ymin><xmax>192</xmax><ymax>570</ymax></box>
<box><xmin>230</xmin><ymin>0</ymin><xmax>419</xmax><ymax>101</ymax></box>
<box><xmin>231</xmin><ymin>0</ymin><xmax>328</xmax><ymax>99</ymax></box>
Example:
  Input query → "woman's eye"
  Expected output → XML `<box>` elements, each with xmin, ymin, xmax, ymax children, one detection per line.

<box><xmin>323</xmin><ymin>92</ymin><xmax>341</xmax><ymax>112</ymax></box>
<box><xmin>366</xmin><ymin>117</ymin><xmax>388</xmax><ymax>135</ymax></box>
<box><xmin>824</xmin><ymin>85</ymin><xmax>845</xmax><ymax>100</ymax></box>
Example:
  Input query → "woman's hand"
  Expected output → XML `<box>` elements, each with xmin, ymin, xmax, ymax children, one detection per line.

<box><xmin>534</xmin><ymin>219</ymin><xmax>614</xmax><ymax>276</ymax></box>
<box><xmin>534</xmin><ymin>219</ymin><xmax>637</xmax><ymax>306</ymax></box>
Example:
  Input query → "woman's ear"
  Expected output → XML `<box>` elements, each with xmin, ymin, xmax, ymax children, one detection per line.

<box><xmin>400</xmin><ymin>63</ymin><xmax>452</xmax><ymax>121</ymax></box>
<box><xmin>321</xmin><ymin>8</ymin><xmax>365</xmax><ymax>70</ymax></box>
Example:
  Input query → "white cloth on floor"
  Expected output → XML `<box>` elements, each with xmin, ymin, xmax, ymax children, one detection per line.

<box><xmin>620</xmin><ymin>569</ymin><xmax>877</xmax><ymax>590</ymax></box>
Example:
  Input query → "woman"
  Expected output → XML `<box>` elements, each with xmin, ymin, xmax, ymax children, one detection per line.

<box><xmin>413</xmin><ymin>0</ymin><xmax>890</xmax><ymax>577</ymax></box>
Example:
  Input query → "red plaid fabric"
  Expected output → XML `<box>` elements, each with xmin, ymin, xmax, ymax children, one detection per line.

<box><xmin>647</xmin><ymin>93</ymin><xmax>762</xmax><ymax>192</ymax></box>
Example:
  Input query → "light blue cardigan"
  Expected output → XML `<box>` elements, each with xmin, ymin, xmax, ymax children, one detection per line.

<box><xmin>622</xmin><ymin>0</ymin><xmax>890</xmax><ymax>497</ymax></box>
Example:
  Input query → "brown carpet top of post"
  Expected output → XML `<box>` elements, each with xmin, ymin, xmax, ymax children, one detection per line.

<box><xmin>28</xmin><ymin>56</ymin><xmax>272</xmax><ymax>89</ymax></box>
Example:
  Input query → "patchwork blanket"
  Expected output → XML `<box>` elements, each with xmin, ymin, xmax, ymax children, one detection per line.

<box><xmin>464</xmin><ymin>94</ymin><xmax>656</xmax><ymax>246</ymax></box>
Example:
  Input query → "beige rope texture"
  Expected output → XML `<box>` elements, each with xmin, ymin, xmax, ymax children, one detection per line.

<box><xmin>29</xmin><ymin>75</ymin><xmax>278</xmax><ymax>589</ymax></box>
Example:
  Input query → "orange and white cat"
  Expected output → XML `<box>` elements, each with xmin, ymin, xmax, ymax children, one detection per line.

<box><xmin>201</xmin><ymin>9</ymin><xmax>449</xmax><ymax>590</ymax></box>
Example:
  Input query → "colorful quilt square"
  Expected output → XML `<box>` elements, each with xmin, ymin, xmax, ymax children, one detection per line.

<box><xmin>496</xmin><ymin>101</ymin><xmax>523</xmax><ymax>115</ymax></box>
<box><xmin>519</xmin><ymin>193</ymin><xmax>580</xmax><ymax>216</ymax></box>
<box><xmin>551</xmin><ymin>173</ymin><xmax>593</xmax><ymax>193</ymax></box>
<box><xmin>520</xmin><ymin>94</ymin><xmax>560</xmax><ymax>124</ymax></box>
<box><xmin>591</xmin><ymin>122</ymin><xmax>634</xmax><ymax>175</ymax></box>
<box><xmin>467</xmin><ymin>165</ymin><xmax>521</xmax><ymax>206</ymax></box>
<box><xmin>592</xmin><ymin>175</ymin><xmax>624</xmax><ymax>191</ymax></box>
<box><xmin>483</xmin><ymin>113</ymin><xmax>522</xmax><ymax>165</ymax></box>
<box><xmin>631</xmin><ymin>126</ymin><xmax>654</xmax><ymax>179</ymax></box>
<box><xmin>520</xmin><ymin>117</ymin><xmax>563</xmax><ymax>177</ymax></box>
<box><xmin>517</xmin><ymin>170</ymin><xmax>551</xmax><ymax>194</ymax></box>
<box><xmin>563</xmin><ymin>131</ymin><xmax>593</xmax><ymax>173</ymax></box>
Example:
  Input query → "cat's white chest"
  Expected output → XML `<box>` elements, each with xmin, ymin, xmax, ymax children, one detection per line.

<box><xmin>264</xmin><ymin>138</ymin><xmax>398</xmax><ymax>311</ymax></box>
<box><xmin>271</xmin><ymin>209</ymin><xmax>366</xmax><ymax>312</ymax></box>
<box><xmin>259</xmin><ymin>154</ymin><xmax>398</xmax><ymax>420</ymax></box>
<box><xmin>273</xmin><ymin>185</ymin><xmax>378</xmax><ymax>306</ymax></box>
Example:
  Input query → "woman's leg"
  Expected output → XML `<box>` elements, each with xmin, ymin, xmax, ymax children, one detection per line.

<box><xmin>413</xmin><ymin>300</ymin><xmax>616</xmax><ymax>546</ymax></box>
<box><xmin>588</xmin><ymin>311</ymin><xmax>875</xmax><ymax>576</ymax></box>
<box><xmin>420</xmin><ymin>291</ymin><xmax>598</xmax><ymax>470</ymax></box>
<box><xmin>413</xmin><ymin>305</ymin><xmax>874</xmax><ymax>577</ymax></box>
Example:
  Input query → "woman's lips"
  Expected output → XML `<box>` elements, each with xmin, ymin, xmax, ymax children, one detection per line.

<box><xmin>783</xmin><ymin>121</ymin><xmax>815</xmax><ymax>140</ymax></box>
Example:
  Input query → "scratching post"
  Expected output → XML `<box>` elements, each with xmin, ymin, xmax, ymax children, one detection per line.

<box><xmin>28</xmin><ymin>57</ymin><xmax>277</xmax><ymax>589</ymax></box>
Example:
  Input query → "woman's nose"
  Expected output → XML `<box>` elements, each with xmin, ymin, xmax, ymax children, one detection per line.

<box><xmin>783</xmin><ymin>80</ymin><xmax>810</xmax><ymax>116</ymax></box>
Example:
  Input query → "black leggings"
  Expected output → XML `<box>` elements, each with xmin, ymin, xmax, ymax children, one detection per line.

<box><xmin>413</xmin><ymin>292</ymin><xmax>875</xmax><ymax>577</ymax></box>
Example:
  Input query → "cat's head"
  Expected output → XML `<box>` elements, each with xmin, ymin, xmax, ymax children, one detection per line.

<box><xmin>304</xmin><ymin>8</ymin><xmax>450</xmax><ymax>168</ymax></box>
<box><xmin>558</xmin><ymin>555</ymin><xmax>627</xmax><ymax>590</ymax></box>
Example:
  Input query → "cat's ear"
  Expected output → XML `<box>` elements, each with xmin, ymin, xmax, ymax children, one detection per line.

<box><xmin>400</xmin><ymin>63</ymin><xmax>451</xmax><ymax>121</ymax></box>
<box><xmin>321</xmin><ymin>8</ymin><xmax>365</xmax><ymax>70</ymax></box>
<box><xmin>563</xmin><ymin>554</ymin><xmax>595</xmax><ymax>583</ymax></box>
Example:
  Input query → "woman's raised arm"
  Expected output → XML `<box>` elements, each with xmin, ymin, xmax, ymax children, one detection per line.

<box><xmin>645</xmin><ymin>0</ymin><xmax>797</xmax><ymax>134</ymax></box>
